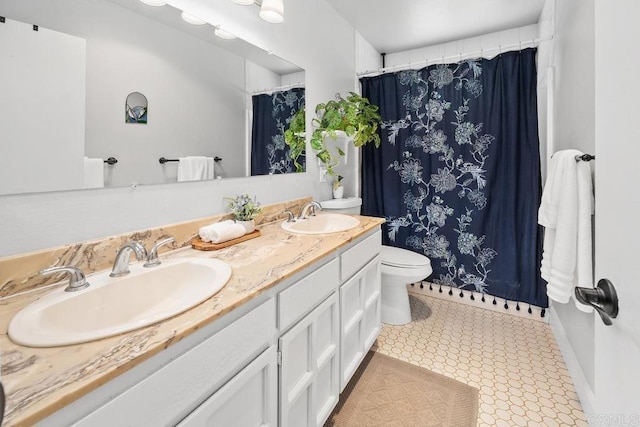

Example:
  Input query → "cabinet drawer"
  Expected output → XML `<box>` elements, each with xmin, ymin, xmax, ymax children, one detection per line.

<box><xmin>340</xmin><ymin>230</ymin><xmax>382</xmax><ymax>282</ymax></box>
<box><xmin>74</xmin><ymin>299</ymin><xmax>276</xmax><ymax>427</ymax></box>
<box><xmin>278</xmin><ymin>258</ymin><xmax>339</xmax><ymax>332</ymax></box>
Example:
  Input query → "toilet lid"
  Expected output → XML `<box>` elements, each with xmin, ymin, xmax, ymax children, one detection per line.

<box><xmin>381</xmin><ymin>246</ymin><xmax>431</xmax><ymax>268</ymax></box>
<box><xmin>320</xmin><ymin>198</ymin><xmax>362</xmax><ymax>210</ymax></box>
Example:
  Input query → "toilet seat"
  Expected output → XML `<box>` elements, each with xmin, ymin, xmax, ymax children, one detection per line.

<box><xmin>381</xmin><ymin>246</ymin><xmax>431</xmax><ymax>268</ymax></box>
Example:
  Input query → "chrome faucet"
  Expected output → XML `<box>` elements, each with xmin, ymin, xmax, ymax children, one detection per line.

<box><xmin>40</xmin><ymin>266</ymin><xmax>90</xmax><ymax>292</ymax></box>
<box><xmin>299</xmin><ymin>201</ymin><xmax>323</xmax><ymax>219</ymax></box>
<box><xmin>284</xmin><ymin>210</ymin><xmax>297</xmax><ymax>222</ymax></box>
<box><xmin>144</xmin><ymin>237</ymin><xmax>175</xmax><ymax>268</ymax></box>
<box><xmin>110</xmin><ymin>241</ymin><xmax>147</xmax><ymax>277</ymax></box>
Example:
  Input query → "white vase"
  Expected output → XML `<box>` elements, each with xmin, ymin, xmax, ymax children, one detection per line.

<box><xmin>236</xmin><ymin>219</ymin><xmax>255</xmax><ymax>233</ymax></box>
<box><xmin>332</xmin><ymin>186</ymin><xmax>344</xmax><ymax>199</ymax></box>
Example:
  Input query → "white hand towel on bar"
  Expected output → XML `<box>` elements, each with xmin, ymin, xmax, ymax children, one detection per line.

<box><xmin>83</xmin><ymin>157</ymin><xmax>104</xmax><ymax>188</ymax></box>
<box><xmin>198</xmin><ymin>220</ymin><xmax>246</xmax><ymax>244</ymax></box>
<box><xmin>177</xmin><ymin>156</ymin><xmax>214</xmax><ymax>182</ymax></box>
<box><xmin>539</xmin><ymin>149</ymin><xmax>594</xmax><ymax>312</ymax></box>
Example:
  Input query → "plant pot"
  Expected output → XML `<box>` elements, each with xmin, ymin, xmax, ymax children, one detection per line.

<box><xmin>236</xmin><ymin>219</ymin><xmax>255</xmax><ymax>234</ymax></box>
<box><xmin>332</xmin><ymin>186</ymin><xmax>344</xmax><ymax>199</ymax></box>
<box><xmin>322</xmin><ymin>130</ymin><xmax>354</xmax><ymax>166</ymax></box>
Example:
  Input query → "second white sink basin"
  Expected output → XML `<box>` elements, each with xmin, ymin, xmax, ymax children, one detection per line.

<box><xmin>8</xmin><ymin>257</ymin><xmax>232</xmax><ymax>347</ymax></box>
<box><xmin>281</xmin><ymin>213</ymin><xmax>360</xmax><ymax>235</ymax></box>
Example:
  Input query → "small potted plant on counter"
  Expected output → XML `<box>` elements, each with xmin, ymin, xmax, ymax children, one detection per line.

<box><xmin>284</xmin><ymin>92</ymin><xmax>382</xmax><ymax>177</ymax></box>
<box><xmin>225</xmin><ymin>194</ymin><xmax>262</xmax><ymax>233</ymax></box>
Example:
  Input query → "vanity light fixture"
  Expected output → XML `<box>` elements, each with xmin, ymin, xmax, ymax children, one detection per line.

<box><xmin>228</xmin><ymin>0</ymin><xmax>284</xmax><ymax>24</ymax></box>
<box><xmin>181</xmin><ymin>11</ymin><xmax>207</xmax><ymax>25</ymax></box>
<box><xmin>215</xmin><ymin>27</ymin><xmax>237</xmax><ymax>40</ymax></box>
<box><xmin>139</xmin><ymin>0</ymin><xmax>166</xmax><ymax>6</ymax></box>
<box><xmin>259</xmin><ymin>0</ymin><xmax>284</xmax><ymax>24</ymax></box>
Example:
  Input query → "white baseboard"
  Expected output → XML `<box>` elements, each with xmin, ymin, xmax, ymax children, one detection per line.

<box><xmin>549</xmin><ymin>306</ymin><xmax>596</xmax><ymax>417</ymax></box>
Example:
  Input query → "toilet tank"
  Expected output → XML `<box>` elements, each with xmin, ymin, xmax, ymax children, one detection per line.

<box><xmin>320</xmin><ymin>197</ymin><xmax>362</xmax><ymax>214</ymax></box>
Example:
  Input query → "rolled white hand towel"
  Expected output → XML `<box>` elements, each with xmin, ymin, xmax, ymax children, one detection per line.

<box><xmin>199</xmin><ymin>220</ymin><xmax>246</xmax><ymax>243</ymax></box>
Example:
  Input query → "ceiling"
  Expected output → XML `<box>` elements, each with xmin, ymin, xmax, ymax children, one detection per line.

<box><xmin>325</xmin><ymin>0</ymin><xmax>545</xmax><ymax>54</ymax></box>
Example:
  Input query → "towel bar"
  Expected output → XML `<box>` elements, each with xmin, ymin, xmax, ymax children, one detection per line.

<box><xmin>575</xmin><ymin>153</ymin><xmax>595</xmax><ymax>162</ymax></box>
<box><xmin>159</xmin><ymin>156</ymin><xmax>222</xmax><ymax>164</ymax></box>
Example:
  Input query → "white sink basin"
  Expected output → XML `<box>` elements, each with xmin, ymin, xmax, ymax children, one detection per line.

<box><xmin>281</xmin><ymin>213</ymin><xmax>360</xmax><ymax>235</ymax></box>
<box><xmin>8</xmin><ymin>257</ymin><xmax>232</xmax><ymax>347</ymax></box>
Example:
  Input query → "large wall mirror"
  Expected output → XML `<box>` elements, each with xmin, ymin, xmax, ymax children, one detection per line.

<box><xmin>0</xmin><ymin>0</ymin><xmax>305</xmax><ymax>196</ymax></box>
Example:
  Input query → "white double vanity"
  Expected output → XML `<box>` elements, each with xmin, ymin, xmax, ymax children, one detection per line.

<box><xmin>27</xmin><ymin>224</ymin><xmax>382</xmax><ymax>427</ymax></box>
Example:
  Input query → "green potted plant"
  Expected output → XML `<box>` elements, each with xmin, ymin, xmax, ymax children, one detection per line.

<box><xmin>225</xmin><ymin>194</ymin><xmax>262</xmax><ymax>233</ymax></box>
<box><xmin>284</xmin><ymin>92</ymin><xmax>382</xmax><ymax>176</ymax></box>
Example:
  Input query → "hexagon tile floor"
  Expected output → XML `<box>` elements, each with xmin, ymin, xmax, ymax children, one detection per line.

<box><xmin>372</xmin><ymin>292</ymin><xmax>588</xmax><ymax>427</ymax></box>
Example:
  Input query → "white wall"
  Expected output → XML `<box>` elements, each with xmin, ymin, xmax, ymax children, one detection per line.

<box><xmin>0</xmin><ymin>19</ymin><xmax>86</xmax><ymax>195</ymax></box>
<box><xmin>355</xmin><ymin>31</ymin><xmax>380</xmax><ymax>75</ymax></box>
<box><xmin>382</xmin><ymin>24</ymin><xmax>539</xmax><ymax>69</ymax></box>
<box><xmin>281</xmin><ymin>71</ymin><xmax>305</xmax><ymax>88</ymax></box>
<box><xmin>544</xmin><ymin>0</ymin><xmax>597</xmax><ymax>414</ymax></box>
<box><xmin>0</xmin><ymin>0</ymin><xmax>356</xmax><ymax>257</ymax></box>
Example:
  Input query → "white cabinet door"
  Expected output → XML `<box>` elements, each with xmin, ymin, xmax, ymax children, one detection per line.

<box><xmin>279</xmin><ymin>293</ymin><xmax>339</xmax><ymax>427</ymax></box>
<box><xmin>340</xmin><ymin>256</ymin><xmax>381</xmax><ymax>391</ymax></box>
<box><xmin>177</xmin><ymin>345</ymin><xmax>277</xmax><ymax>427</ymax></box>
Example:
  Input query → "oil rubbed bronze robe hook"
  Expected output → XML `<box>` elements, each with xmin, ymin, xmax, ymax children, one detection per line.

<box><xmin>575</xmin><ymin>279</ymin><xmax>619</xmax><ymax>326</ymax></box>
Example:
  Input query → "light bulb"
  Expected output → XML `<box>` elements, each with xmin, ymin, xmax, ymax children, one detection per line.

<box><xmin>215</xmin><ymin>28</ymin><xmax>237</xmax><ymax>40</ymax></box>
<box><xmin>181</xmin><ymin>11</ymin><xmax>206</xmax><ymax>25</ymax></box>
<box><xmin>259</xmin><ymin>0</ymin><xmax>284</xmax><ymax>24</ymax></box>
<box><xmin>139</xmin><ymin>0</ymin><xmax>166</xmax><ymax>6</ymax></box>
<box><xmin>231</xmin><ymin>0</ymin><xmax>254</xmax><ymax>5</ymax></box>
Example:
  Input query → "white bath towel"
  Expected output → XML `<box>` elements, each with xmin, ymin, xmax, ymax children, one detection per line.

<box><xmin>83</xmin><ymin>157</ymin><xmax>104</xmax><ymax>189</ymax></box>
<box><xmin>539</xmin><ymin>150</ymin><xmax>594</xmax><ymax>311</ymax></box>
<box><xmin>198</xmin><ymin>220</ymin><xmax>246</xmax><ymax>244</ymax></box>
<box><xmin>177</xmin><ymin>156</ymin><xmax>214</xmax><ymax>182</ymax></box>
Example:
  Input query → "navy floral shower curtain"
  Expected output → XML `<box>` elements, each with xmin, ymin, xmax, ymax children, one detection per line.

<box><xmin>251</xmin><ymin>87</ymin><xmax>305</xmax><ymax>175</ymax></box>
<box><xmin>361</xmin><ymin>48</ymin><xmax>547</xmax><ymax>308</ymax></box>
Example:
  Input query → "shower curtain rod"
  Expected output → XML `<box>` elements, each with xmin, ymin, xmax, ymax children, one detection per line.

<box><xmin>357</xmin><ymin>36</ymin><xmax>554</xmax><ymax>78</ymax></box>
<box><xmin>249</xmin><ymin>82</ymin><xmax>304</xmax><ymax>96</ymax></box>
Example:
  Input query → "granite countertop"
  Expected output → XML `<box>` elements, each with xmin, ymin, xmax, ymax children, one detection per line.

<box><xmin>0</xmin><ymin>215</ymin><xmax>384</xmax><ymax>426</ymax></box>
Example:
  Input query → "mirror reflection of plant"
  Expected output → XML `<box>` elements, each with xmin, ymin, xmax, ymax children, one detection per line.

<box><xmin>284</xmin><ymin>92</ymin><xmax>382</xmax><ymax>176</ymax></box>
<box><xmin>283</xmin><ymin>108</ymin><xmax>306</xmax><ymax>172</ymax></box>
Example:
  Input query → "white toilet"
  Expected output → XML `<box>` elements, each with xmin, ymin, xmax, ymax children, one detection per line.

<box><xmin>320</xmin><ymin>198</ymin><xmax>433</xmax><ymax>325</ymax></box>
